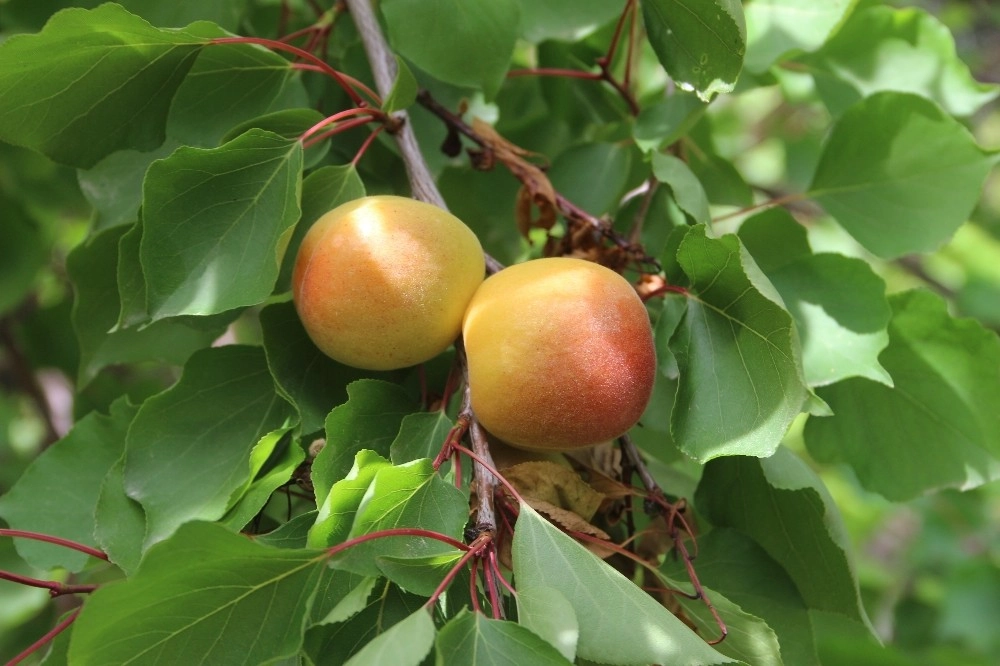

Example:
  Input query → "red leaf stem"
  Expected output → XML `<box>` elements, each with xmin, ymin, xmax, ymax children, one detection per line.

<box><xmin>0</xmin><ymin>529</ymin><xmax>107</xmax><ymax>561</ymax></box>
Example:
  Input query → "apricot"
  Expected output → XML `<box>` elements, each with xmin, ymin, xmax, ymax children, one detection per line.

<box><xmin>462</xmin><ymin>257</ymin><xmax>656</xmax><ymax>450</ymax></box>
<box><xmin>292</xmin><ymin>195</ymin><xmax>484</xmax><ymax>370</ymax></box>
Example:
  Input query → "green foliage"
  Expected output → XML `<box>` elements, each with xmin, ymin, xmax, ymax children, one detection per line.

<box><xmin>1</xmin><ymin>1</ymin><xmax>999</xmax><ymax>664</ymax></box>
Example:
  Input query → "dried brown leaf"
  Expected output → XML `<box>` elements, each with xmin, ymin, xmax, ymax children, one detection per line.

<box><xmin>504</xmin><ymin>460</ymin><xmax>605</xmax><ymax>521</ymax></box>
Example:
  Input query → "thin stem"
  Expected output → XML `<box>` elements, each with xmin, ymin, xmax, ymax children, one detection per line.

<box><xmin>7</xmin><ymin>608</ymin><xmax>80</xmax><ymax>666</ymax></box>
<box><xmin>0</xmin><ymin>316</ymin><xmax>60</xmax><ymax>446</ymax></box>
<box><xmin>424</xmin><ymin>534</ymin><xmax>491</xmax><ymax>610</ymax></box>
<box><xmin>0</xmin><ymin>570</ymin><xmax>97</xmax><ymax>597</ymax></box>
<box><xmin>0</xmin><ymin>530</ymin><xmax>107</xmax><ymax>561</ymax></box>
<box><xmin>300</xmin><ymin>107</ymin><xmax>379</xmax><ymax>143</ymax></box>
<box><xmin>352</xmin><ymin>125</ymin><xmax>385</xmax><ymax>166</ymax></box>
<box><xmin>210</xmin><ymin>36</ymin><xmax>375</xmax><ymax>107</ymax></box>
<box><xmin>451</xmin><ymin>443</ymin><xmax>524</xmax><ymax>506</ymax></box>
<box><xmin>302</xmin><ymin>116</ymin><xmax>378</xmax><ymax>150</ymax></box>
<box><xmin>326</xmin><ymin>527</ymin><xmax>469</xmax><ymax>559</ymax></box>
<box><xmin>507</xmin><ymin>68</ymin><xmax>602</xmax><ymax>80</ymax></box>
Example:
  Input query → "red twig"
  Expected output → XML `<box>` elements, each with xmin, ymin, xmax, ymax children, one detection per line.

<box><xmin>6</xmin><ymin>608</ymin><xmax>80</xmax><ymax>666</ymax></box>
<box><xmin>0</xmin><ymin>570</ymin><xmax>97</xmax><ymax>597</ymax></box>
<box><xmin>352</xmin><ymin>125</ymin><xmax>385</xmax><ymax>166</ymax></box>
<box><xmin>451</xmin><ymin>443</ymin><xmax>525</xmax><ymax>506</ymax></box>
<box><xmin>507</xmin><ymin>68</ymin><xmax>602</xmax><ymax>81</ymax></box>
<box><xmin>326</xmin><ymin>527</ymin><xmax>469</xmax><ymax>558</ymax></box>
<box><xmin>0</xmin><ymin>529</ymin><xmax>107</xmax><ymax>561</ymax></box>
<box><xmin>300</xmin><ymin>107</ymin><xmax>380</xmax><ymax>144</ymax></box>
<box><xmin>302</xmin><ymin>116</ymin><xmax>379</xmax><ymax>150</ymax></box>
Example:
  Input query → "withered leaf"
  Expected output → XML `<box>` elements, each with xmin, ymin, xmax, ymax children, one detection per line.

<box><xmin>503</xmin><ymin>460</ymin><xmax>605</xmax><ymax>521</ymax></box>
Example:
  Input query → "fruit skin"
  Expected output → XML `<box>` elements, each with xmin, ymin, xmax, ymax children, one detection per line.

<box><xmin>292</xmin><ymin>195</ymin><xmax>485</xmax><ymax>370</ymax></box>
<box><xmin>462</xmin><ymin>257</ymin><xmax>656</xmax><ymax>451</ymax></box>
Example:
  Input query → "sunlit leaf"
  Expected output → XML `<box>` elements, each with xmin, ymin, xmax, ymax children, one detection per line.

<box><xmin>344</xmin><ymin>607</ymin><xmax>436</xmax><ymax>666</ymax></box>
<box><xmin>743</xmin><ymin>0</ymin><xmax>855</xmax><ymax>73</ymax></box>
<box><xmin>436</xmin><ymin>609</ymin><xmax>573</xmax><ymax>665</ymax></box>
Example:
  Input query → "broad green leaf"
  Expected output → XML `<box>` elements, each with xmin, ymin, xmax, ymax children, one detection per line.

<box><xmin>390</xmin><ymin>411</ymin><xmax>455</xmax><ymax>464</ymax></box>
<box><xmin>168</xmin><ymin>42</ymin><xmax>309</xmax><ymax>146</ymax></box>
<box><xmin>332</xmin><ymin>459</ymin><xmax>468</xmax><ymax>577</ymax></box>
<box><xmin>642</xmin><ymin>0</ymin><xmax>746</xmax><ymax>101</ymax></box>
<box><xmin>261</xmin><ymin>301</ymin><xmax>397</xmax><ymax>436</ymax></box>
<box><xmin>220</xmin><ymin>429</ymin><xmax>305</xmax><ymax>531</ymax></box>
<box><xmin>687</xmin><ymin>143</ymin><xmax>754</xmax><ymax>207</ymax></box>
<box><xmin>94</xmin><ymin>457</ymin><xmax>147</xmax><ymax>576</ymax></box>
<box><xmin>438</xmin><ymin>166</ymin><xmax>525</xmax><ymax>266</ymax></box>
<box><xmin>0</xmin><ymin>4</ymin><xmax>217</xmax><ymax>168</ymax></box>
<box><xmin>738</xmin><ymin>209</ymin><xmax>892</xmax><ymax>387</ymax></box>
<box><xmin>68</xmin><ymin>522</ymin><xmax>324</xmax><ymax>666</ymax></box>
<box><xmin>0</xmin><ymin>399</ymin><xmax>136</xmax><ymax>571</ymax></box>
<box><xmin>255</xmin><ymin>511</ymin><xmax>317</xmax><ymax>549</ymax></box>
<box><xmin>655</xmin><ymin>572</ymin><xmax>783</xmax><ymax>666</ymax></box>
<box><xmin>743</xmin><ymin>0</ymin><xmax>856</xmax><ymax>73</ymax></box>
<box><xmin>308</xmin><ymin>450</ymin><xmax>392</xmax><ymax>549</ymax></box>
<box><xmin>277</xmin><ymin>163</ymin><xmax>366</xmax><ymax>291</ymax></box>
<box><xmin>512</xmin><ymin>505</ymin><xmax>735</xmax><ymax>665</ymax></box>
<box><xmin>670</xmin><ymin>225</ymin><xmax>808</xmax><ymax>460</ymax></box>
<box><xmin>303</xmin><ymin>582</ymin><xmax>426</xmax><ymax>665</ymax></box>
<box><xmin>516</xmin><ymin>586</ymin><xmax>579</xmax><ymax>662</ymax></box>
<box><xmin>0</xmin><ymin>193</ymin><xmax>47</xmax><ymax>316</ymax></box>
<box><xmin>311</xmin><ymin>569</ymin><xmax>377</xmax><ymax>625</ymax></box>
<box><xmin>124</xmin><ymin>345</ymin><xmax>294</xmax><ymax>546</ymax></box>
<box><xmin>695</xmin><ymin>447</ymin><xmax>870</xmax><ymax>626</ymax></box>
<box><xmin>115</xmin><ymin>221</ymin><xmax>150</xmax><ymax>328</ymax></box>
<box><xmin>77</xmin><ymin>143</ymin><xmax>176</xmax><ymax>231</ymax></box>
<box><xmin>376</xmin><ymin>552</ymin><xmax>465</xmax><ymax>597</ymax></box>
<box><xmin>344</xmin><ymin>608</ymin><xmax>436</xmax><ymax>666</ymax></box>
<box><xmin>436</xmin><ymin>609</ymin><xmax>573</xmax><ymax>666</ymax></box>
<box><xmin>141</xmin><ymin>129</ymin><xmax>303</xmax><ymax>320</ymax></box>
<box><xmin>633</xmin><ymin>93</ymin><xmax>707</xmax><ymax>153</ymax></box>
<box><xmin>116</xmin><ymin>0</ymin><xmax>248</xmax><ymax>31</ymax></box>
<box><xmin>381</xmin><ymin>0</ymin><xmax>520</xmax><ymax>99</ymax></box>
<box><xmin>548</xmin><ymin>142</ymin><xmax>632</xmax><ymax>217</ymax></box>
<box><xmin>805</xmin><ymin>290</ymin><xmax>1000</xmax><ymax>500</ymax></box>
<box><xmin>311</xmin><ymin>379</ymin><xmax>416</xmax><ymax>505</ymax></box>
<box><xmin>383</xmin><ymin>55</ymin><xmax>418</xmax><ymax>113</ymax></box>
<box><xmin>808</xmin><ymin>92</ymin><xmax>994</xmax><ymax>258</ymax></box>
<box><xmin>514</xmin><ymin>0</ymin><xmax>620</xmax><ymax>42</ymax></box>
<box><xmin>652</xmin><ymin>152</ymin><xmax>711</xmax><ymax>225</ymax></box>
<box><xmin>67</xmin><ymin>226</ymin><xmax>229</xmax><ymax>385</ymax></box>
<box><xmin>804</xmin><ymin>6</ymin><xmax>999</xmax><ymax>117</ymax></box>
<box><xmin>675</xmin><ymin>528</ymin><xmax>820</xmax><ymax>666</ymax></box>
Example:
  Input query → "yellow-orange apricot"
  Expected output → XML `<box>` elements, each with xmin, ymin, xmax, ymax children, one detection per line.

<box><xmin>462</xmin><ymin>257</ymin><xmax>656</xmax><ymax>450</ymax></box>
<box><xmin>292</xmin><ymin>195</ymin><xmax>484</xmax><ymax>370</ymax></box>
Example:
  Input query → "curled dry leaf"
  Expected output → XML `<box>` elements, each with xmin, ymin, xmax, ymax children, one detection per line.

<box><xmin>470</xmin><ymin>118</ymin><xmax>558</xmax><ymax>237</ymax></box>
<box><xmin>503</xmin><ymin>460</ymin><xmax>605</xmax><ymax>521</ymax></box>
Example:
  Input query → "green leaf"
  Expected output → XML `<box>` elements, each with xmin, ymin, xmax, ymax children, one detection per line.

<box><xmin>77</xmin><ymin>143</ymin><xmax>177</xmax><ymax>231</ymax></box>
<box><xmin>808</xmin><ymin>92</ymin><xmax>994</xmax><ymax>258</ymax></box>
<box><xmin>255</xmin><ymin>511</ymin><xmax>316</xmax><ymax>549</ymax></box>
<box><xmin>168</xmin><ymin>42</ymin><xmax>309</xmax><ymax>146</ymax></box>
<box><xmin>805</xmin><ymin>290</ymin><xmax>1000</xmax><ymax>500</ymax></box>
<box><xmin>642</xmin><ymin>0</ymin><xmax>746</xmax><ymax>101</ymax></box>
<box><xmin>261</xmin><ymin>301</ymin><xmax>396</xmax><ymax>436</ymax></box>
<box><xmin>343</xmin><ymin>607</ymin><xmax>436</xmax><ymax>666</ymax></box>
<box><xmin>68</xmin><ymin>522</ymin><xmax>324</xmax><ymax>666</ymax></box>
<box><xmin>695</xmin><ymin>447</ymin><xmax>871</xmax><ymax>625</ymax></box>
<box><xmin>123</xmin><ymin>345</ymin><xmax>294</xmax><ymax>546</ymax></box>
<box><xmin>687</xmin><ymin>143</ymin><xmax>754</xmax><ymax>207</ymax></box>
<box><xmin>141</xmin><ymin>129</ymin><xmax>303</xmax><ymax>320</ymax></box>
<box><xmin>674</xmin><ymin>528</ymin><xmax>820</xmax><ymax>666</ymax></box>
<box><xmin>743</xmin><ymin>0</ymin><xmax>856</xmax><ymax>73</ymax></box>
<box><xmin>514</xmin><ymin>0</ymin><xmax>620</xmax><ymax>42</ymax></box>
<box><xmin>0</xmin><ymin>193</ymin><xmax>47</xmax><ymax>316</ymax></box>
<box><xmin>438</xmin><ymin>166</ymin><xmax>525</xmax><ymax>266</ymax></box>
<box><xmin>516</xmin><ymin>586</ymin><xmax>579</xmax><ymax>662</ymax></box>
<box><xmin>93</xmin><ymin>456</ymin><xmax>147</xmax><ymax>576</ymax></box>
<box><xmin>381</xmin><ymin>0</ymin><xmax>520</xmax><ymax>99</ymax></box>
<box><xmin>308</xmin><ymin>450</ymin><xmax>392</xmax><ymax>549</ymax></box>
<box><xmin>311</xmin><ymin>569</ymin><xmax>377</xmax><ymax>625</ymax></box>
<box><xmin>375</xmin><ymin>552</ymin><xmax>464</xmax><ymax>597</ymax></box>
<box><xmin>67</xmin><ymin>226</ymin><xmax>230</xmax><ymax>385</ymax></box>
<box><xmin>804</xmin><ymin>6</ymin><xmax>999</xmax><ymax>117</ymax></box>
<box><xmin>670</xmin><ymin>225</ymin><xmax>808</xmax><ymax>460</ymax></box>
<box><xmin>548</xmin><ymin>142</ymin><xmax>632</xmax><ymax>217</ymax></box>
<box><xmin>512</xmin><ymin>505</ymin><xmax>735</xmax><ymax>665</ymax></box>
<box><xmin>738</xmin><ymin>209</ymin><xmax>892</xmax><ymax>387</ymax></box>
<box><xmin>633</xmin><ymin>93</ymin><xmax>707</xmax><ymax>153</ymax></box>
<box><xmin>331</xmin><ymin>459</ymin><xmax>468</xmax><ymax>577</ymax></box>
<box><xmin>303</xmin><ymin>582</ymin><xmax>426</xmax><ymax>665</ymax></box>
<box><xmin>390</xmin><ymin>411</ymin><xmax>454</xmax><ymax>464</ymax></box>
<box><xmin>0</xmin><ymin>399</ymin><xmax>136</xmax><ymax>572</ymax></box>
<box><xmin>277</xmin><ymin>163</ymin><xmax>366</xmax><ymax>292</ymax></box>
<box><xmin>116</xmin><ymin>0</ymin><xmax>249</xmax><ymax>31</ymax></box>
<box><xmin>220</xmin><ymin>429</ymin><xmax>305</xmax><ymax>531</ymax></box>
<box><xmin>383</xmin><ymin>55</ymin><xmax>418</xmax><ymax>113</ymax></box>
<box><xmin>311</xmin><ymin>379</ymin><xmax>416</xmax><ymax>506</ymax></box>
<box><xmin>651</xmin><ymin>152</ymin><xmax>711</xmax><ymax>225</ymax></box>
<box><xmin>0</xmin><ymin>4</ymin><xmax>217</xmax><ymax>168</ymax></box>
<box><xmin>436</xmin><ymin>609</ymin><xmax>573</xmax><ymax>666</ymax></box>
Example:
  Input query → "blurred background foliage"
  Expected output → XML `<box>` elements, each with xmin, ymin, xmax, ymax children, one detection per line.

<box><xmin>0</xmin><ymin>0</ymin><xmax>998</xmax><ymax>663</ymax></box>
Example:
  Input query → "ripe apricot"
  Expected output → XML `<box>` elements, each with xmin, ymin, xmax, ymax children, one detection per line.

<box><xmin>462</xmin><ymin>257</ymin><xmax>656</xmax><ymax>450</ymax></box>
<box><xmin>292</xmin><ymin>195</ymin><xmax>484</xmax><ymax>370</ymax></box>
